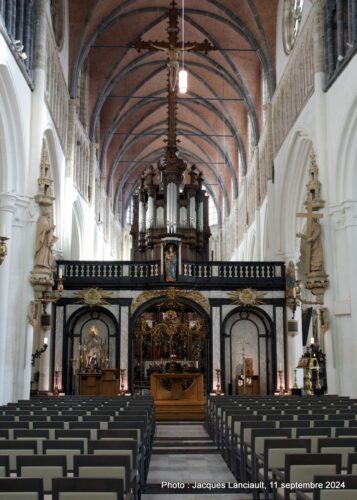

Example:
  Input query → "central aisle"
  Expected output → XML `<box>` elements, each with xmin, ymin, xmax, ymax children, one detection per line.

<box><xmin>143</xmin><ymin>422</ymin><xmax>253</xmax><ymax>499</ymax></box>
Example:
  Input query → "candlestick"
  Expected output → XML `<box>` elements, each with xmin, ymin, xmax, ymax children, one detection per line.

<box><xmin>278</xmin><ymin>369</ymin><xmax>285</xmax><ymax>396</ymax></box>
<box><xmin>215</xmin><ymin>368</ymin><xmax>222</xmax><ymax>396</ymax></box>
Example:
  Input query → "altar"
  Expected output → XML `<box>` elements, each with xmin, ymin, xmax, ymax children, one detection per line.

<box><xmin>150</xmin><ymin>372</ymin><xmax>205</xmax><ymax>420</ymax></box>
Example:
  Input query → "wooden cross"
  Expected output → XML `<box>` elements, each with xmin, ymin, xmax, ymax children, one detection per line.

<box><xmin>296</xmin><ymin>201</ymin><xmax>323</xmax><ymax>273</ymax></box>
<box><xmin>132</xmin><ymin>0</ymin><xmax>216</xmax><ymax>149</ymax></box>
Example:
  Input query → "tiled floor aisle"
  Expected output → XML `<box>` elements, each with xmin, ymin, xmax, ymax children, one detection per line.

<box><xmin>142</xmin><ymin>422</ymin><xmax>253</xmax><ymax>499</ymax></box>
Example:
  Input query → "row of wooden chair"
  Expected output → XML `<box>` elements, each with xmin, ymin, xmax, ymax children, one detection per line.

<box><xmin>206</xmin><ymin>395</ymin><xmax>357</xmax><ymax>499</ymax></box>
<box><xmin>0</xmin><ymin>476</ymin><xmax>125</xmax><ymax>500</ymax></box>
<box><xmin>0</xmin><ymin>395</ymin><xmax>154</xmax><ymax>499</ymax></box>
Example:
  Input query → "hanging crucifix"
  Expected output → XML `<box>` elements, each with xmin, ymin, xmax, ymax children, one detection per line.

<box><xmin>131</xmin><ymin>0</ymin><xmax>216</xmax><ymax>149</ymax></box>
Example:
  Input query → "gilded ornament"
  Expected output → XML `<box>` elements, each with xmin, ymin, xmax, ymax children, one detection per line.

<box><xmin>228</xmin><ymin>288</ymin><xmax>266</xmax><ymax>307</ymax></box>
<box><xmin>131</xmin><ymin>287</ymin><xmax>209</xmax><ymax>314</ymax></box>
<box><xmin>74</xmin><ymin>288</ymin><xmax>113</xmax><ymax>307</ymax></box>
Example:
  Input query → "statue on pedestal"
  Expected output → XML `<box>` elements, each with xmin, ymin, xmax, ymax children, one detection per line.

<box><xmin>34</xmin><ymin>207</ymin><xmax>57</xmax><ymax>270</ymax></box>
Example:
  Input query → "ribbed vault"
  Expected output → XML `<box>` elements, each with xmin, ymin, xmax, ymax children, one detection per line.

<box><xmin>69</xmin><ymin>0</ymin><xmax>278</xmax><ymax>222</ymax></box>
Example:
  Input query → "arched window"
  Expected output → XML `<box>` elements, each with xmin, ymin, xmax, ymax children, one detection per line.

<box><xmin>283</xmin><ymin>0</ymin><xmax>304</xmax><ymax>54</ymax></box>
<box><xmin>206</xmin><ymin>190</ymin><xmax>218</xmax><ymax>226</ymax></box>
<box><xmin>126</xmin><ymin>197</ymin><xmax>134</xmax><ymax>225</ymax></box>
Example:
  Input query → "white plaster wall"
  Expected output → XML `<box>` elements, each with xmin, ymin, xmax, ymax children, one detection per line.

<box><xmin>0</xmin><ymin>37</ymin><xmax>34</xmax><ymax>404</ymax></box>
<box><xmin>252</xmin><ymin>51</ymin><xmax>357</xmax><ymax>396</ymax></box>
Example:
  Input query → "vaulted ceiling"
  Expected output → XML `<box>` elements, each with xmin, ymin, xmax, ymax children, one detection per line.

<box><xmin>69</xmin><ymin>0</ymin><xmax>278</xmax><ymax>220</ymax></box>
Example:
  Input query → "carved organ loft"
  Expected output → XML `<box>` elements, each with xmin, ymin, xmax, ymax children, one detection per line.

<box><xmin>131</xmin><ymin>160</ymin><xmax>210</xmax><ymax>261</ymax></box>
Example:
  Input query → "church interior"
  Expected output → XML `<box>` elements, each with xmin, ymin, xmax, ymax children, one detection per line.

<box><xmin>0</xmin><ymin>0</ymin><xmax>357</xmax><ymax>498</ymax></box>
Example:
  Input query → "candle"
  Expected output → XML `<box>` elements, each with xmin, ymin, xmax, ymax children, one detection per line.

<box><xmin>0</xmin><ymin>224</ymin><xmax>6</xmax><ymax>237</ymax></box>
<box><xmin>44</xmin><ymin>337</ymin><xmax>48</xmax><ymax>345</ymax></box>
<box><xmin>310</xmin><ymin>338</ymin><xmax>314</xmax><ymax>345</ymax></box>
<box><xmin>58</xmin><ymin>268</ymin><xmax>63</xmax><ymax>279</ymax></box>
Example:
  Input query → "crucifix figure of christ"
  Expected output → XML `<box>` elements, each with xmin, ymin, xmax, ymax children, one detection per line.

<box><xmin>296</xmin><ymin>201</ymin><xmax>324</xmax><ymax>274</ymax></box>
<box><xmin>131</xmin><ymin>0</ymin><xmax>216</xmax><ymax>149</ymax></box>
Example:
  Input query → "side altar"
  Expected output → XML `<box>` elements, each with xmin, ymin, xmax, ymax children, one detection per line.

<box><xmin>150</xmin><ymin>372</ymin><xmax>205</xmax><ymax>420</ymax></box>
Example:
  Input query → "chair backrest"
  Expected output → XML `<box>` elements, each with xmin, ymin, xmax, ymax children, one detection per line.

<box><xmin>285</xmin><ymin>453</ymin><xmax>342</xmax><ymax>484</ymax></box>
<box><xmin>74</xmin><ymin>454</ymin><xmax>131</xmax><ymax>493</ymax></box>
<box><xmin>43</xmin><ymin>439</ymin><xmax>84</xmax><ymax>471</ymax></box>
<box><xmin>241</xmin><ymin>421</ymin><xmax>276</xmax><ymax>446</ymax></box>
<box><xmin>17</xmin><ymin>455</ymin><xmax>67</xmax><ymax>494</ymax></box>
<box><xmin>33</xmin><ymin>421</ymin><xmax>64</xmax><ymax>430</ymax></box>
<box><xmin>347</xmin><ymin>453</ymin><xmax>357</xmax><ymax>474</ymax></box>
<box><xmin>336</xmin><ymin>428</ymin><xmax>357</xmax><ymax>438</ymax></box>
<box><xmin>0</xmin><ymin>477</ymin><xmax>44</xmax><ymax>500</ymax></box>
<box><xmin>88</xmin><ymin>440</ymin><xmax>137</xmax><ymax>468</ymax></box>
<box><xmin>51</xmin><ymin>415</ymin><xmax>78</xmax><ymax>422</ymax></box>
<box><xmin>0</xmin><ymin>440</ymin><xmax>37</xmax><ymax>471</ymax></box>
<box><xmin>55</xmin><ymin>430</ymin><xmax>91</xmax><ymax>440</ymax></box>
<box><xmin>251</xmin><ymin>428</ymin><xmax>292</xmax><ymax>457</ymax></box>
<box><xmin>69</xmin><ymin>421</ymin><xmax>100</xmax><ymax>430</ymax></box>
<box><xmin>312</xmin><ymin>474</ymin><xmax>357</xmax><ymax>500</ymax></box>
<box><xmin>0</xmin><ymin>457</ymin><xmax>9</xmax><ymax>478</ymax></box>
<box><xmin>317</xmin><ymin>438</ymin><xmax>357</xmax><ymax>469</ymax></box>
<box><xmin>280</xmin><ymin>420</ymin><xmax>310</xmax><ymax>428</ymax></box>
<box><xmin>263</xmin><ymin>438</ymin><xmax>311</xmax><ymax>470</ymax></box>
<box><xmin>232</xmin><ymin>414</ymin><xmax>263</xmax><ymax>436</ymax></box>
<box><xmin>52</xmin><ymin>477</ymin><xmax>124</xmax><ymax>500</ymax></box>
<box><xmin>0</xmin><ymin>431</ymin><xmax>8</xmax><ymax>440</ymax></box>
<box><xmin>97</xmin><ymin>429</ymin><xmax>138</xmax><ymax>442</ymax></box>
<box><xmin>295</xmin><ymin>427</ymin><xmax>332</xmax><ymax>452</ymax></box>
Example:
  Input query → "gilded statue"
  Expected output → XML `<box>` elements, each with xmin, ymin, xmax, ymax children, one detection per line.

<box><xmin>79</xmin><ymin>324</ymin><xmax>108</xmax><ymax>372</ymax></box>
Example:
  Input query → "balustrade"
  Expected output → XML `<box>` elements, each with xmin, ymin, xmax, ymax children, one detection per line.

<box><xmin>56</xmin><ymin>260</ymin><xmax>284</xmax><ymax>287</ymax></box>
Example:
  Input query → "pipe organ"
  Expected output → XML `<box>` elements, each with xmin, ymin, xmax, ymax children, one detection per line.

<box><xmin>130</xmin><ymin>156</ymin><xmax>210</xmax><ymax>261</ymax></box>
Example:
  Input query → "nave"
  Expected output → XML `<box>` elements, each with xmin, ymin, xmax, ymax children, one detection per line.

<box><xmin>143</xmin><ymin>422</ymin><xmax>244</xmax><ymax>499</ymax></box>
<box><xmin>1</xmin><ymin>394</ymin><xmax>357</xmax><ymax>498</ymax></box>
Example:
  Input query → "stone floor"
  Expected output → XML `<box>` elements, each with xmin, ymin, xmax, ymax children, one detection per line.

<box><xmin>142</xmin><ymin>422</ymin><xmax>253</xmax><ymax>499</ymax></box>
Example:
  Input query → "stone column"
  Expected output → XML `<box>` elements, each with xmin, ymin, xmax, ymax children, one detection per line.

<box><xmin>211</xmin><ymin>306</ymin><xmax>221</xmax><ymax>392</ymax></box>
<box><xmin>120</xmin><ymin>305</ymin><xmax>129</xmax><ymax>391</ymax></box>
<box><xmin>312</xmin><ymin>0</ymin><xmax>339</xmax><ymax>393</ymax></box>
<box><xmin>0</xmin><ymin>194</ymin><xmax>17</xmax><ymax>404</ymax></box>
<box><xmin>63</xmin><ymin>99</ymin><xmax>79</xmax><ymax>256</ymax></box>
<box><xmin>38</xmin><ymin>327</ymin><xmax>50</xmax><ymax>392</ymax></box>
<box><xmin>2</xmin><ymin>196</ymin><xmax>37</xmax><ymax>403</ymax></box>
<box><xmin>328</xmin><ymin>202</ymin><xmax>357</xmax><ymax>396</ymax></box>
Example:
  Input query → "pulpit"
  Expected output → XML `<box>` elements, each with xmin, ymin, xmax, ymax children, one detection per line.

<box><xmin>150</xmin><ymin>372</ymin><xmax>204</xmax><ymax>401</ymax></box>
<box><xmin>79</xmin><ymin>373</ymin><xmax>101</xmax><ymax>396</ymax></box>
<box><xmin>150</xmin><ymin>372</ymin><xmax>205</xmax><ymax>420</ymax></box>
<box><xmin>79</xmin><ymin>369</ymin><xmax>119</xmax><ymax>396</ymax></box>
<box><xmin>101</xmin><ymin>368</ymin><xmax>119</xmax><ymax>396</ymax></box>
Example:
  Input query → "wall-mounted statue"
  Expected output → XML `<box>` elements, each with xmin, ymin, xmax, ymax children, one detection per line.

<box><xmin>34</xmin><ymin>207</ymin><xmax>57</xmax><ymax>270</ymax></box>
<box><xmin>297</xmin><ymin>218</ymin><xmax>324</xmax><ymax>274</ymax></box>
<box><xmin>296</xmin><ymin>153</ymin><xmax>329</xmax><ymax>300</ymax></box>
